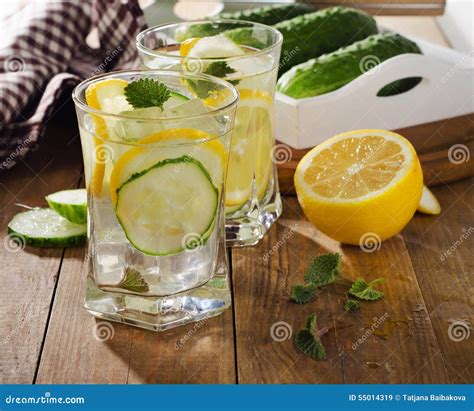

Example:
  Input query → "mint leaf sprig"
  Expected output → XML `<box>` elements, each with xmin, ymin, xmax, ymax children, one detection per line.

<box><xmin>344</xmin><ymin>299</ymin><xmax>361</xmax><ymax>312</ymax></box>
<box><xmin>294</xmin><ymin>313</ymin><xmax>326</xmax><ymax>361</ymax></box>
<box><xmin>304</xmin><ymin>252</ymin><xmax>341</xmax><ymax>287</ymax></box>
<box><xmin>118</xmin><ymin>267</ymin><xmax>149</xmax><ymax>293</ymax></box>
<box><xmin>291</xmin><ymin>253</ymin><xmax>341</xmax><ymax>304</ymax></box>
<box><xmin>349</xmin><ymin>277</ymin><xmax>384</xmax><ymax>301</ymax></box>
<box><xmin>204</xmin><ymin>61</ymin><xmax>237</xmax><ymax>82</ymax></box>
<box><xmin>343</xmin><ymin>277</ymin><xmax>384</xmax><ymax>311</ymax></box>
<box><xmin>124</xmin><ymin>78</ymin><xmax>171</xmax><ymax>109</ymax></box>
<box><xmin>291</xmin><ymin>283</ymin><xmax>319</xmax><ymax>304</ymax></box>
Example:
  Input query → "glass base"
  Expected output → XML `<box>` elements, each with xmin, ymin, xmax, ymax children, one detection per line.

<box><xmin>84</xmin><ymin>261</ymin><xmax>231</xmax><ymax>332</ymax></box>
<box><xmin>225</xmin><ymin>190</ymin><xmax>282</xmax><ymax>247</ymax></box>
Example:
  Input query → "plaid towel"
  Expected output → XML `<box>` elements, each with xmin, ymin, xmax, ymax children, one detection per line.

<box><xmin>0</xmin><ymin>0</ymin><xmax>146</xmax><ymax>172</ymax></box>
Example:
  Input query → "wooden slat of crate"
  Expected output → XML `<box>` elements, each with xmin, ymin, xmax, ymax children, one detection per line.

<box><xmin>277</xmin><ymin>113</ymin><xmax>474</xmax><ymax>195</ymax></box>
<box><xmin>302</xmin><ymin>0</ymin><xmax>446</xmax><ymax>16</ymax></box>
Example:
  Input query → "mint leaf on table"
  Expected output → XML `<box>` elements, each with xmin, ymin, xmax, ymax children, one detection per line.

<box><xmin>294</xmin><ymin>313</ymin><xmax>326</xmax><ymax>361</ymax></box>
<box><xmin>124</xmin><ymin>78</ymin><xmax>171</xmax><ymax>109</ymax></box>
<box><xmin>303</xmin><ymin>252</ymin><xmax>341</xmax><ymax>287</ymax></box>
<box><xmin>291</xmin><ymin>283</ymin><xmax>318</xmax><ymax>304</ymax></box>
<box><xmin>349</xmin><ymin>278</ymin><xmax>384</xmax><ymax>301</ymax></box>
<box><xmin>344</xmin><ymin>299</ymin><xmax>360</xmax><ymax>312</ymax></box>
<box><xmin>290</xmin><ymin>252</ymin><xmax>341</xmax><ymax>304</ymax></box>
<box><xmin>118</xmin><ymin>267</ymin><xmax>149</xmax><ymax>293</ymax></box>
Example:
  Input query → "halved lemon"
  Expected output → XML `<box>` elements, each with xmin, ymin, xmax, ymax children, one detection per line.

<box><xmin>109</xmin><ymin>128</ymin><xmax>226</xmax><ymax>206</ymax></box>
<box><xmin>417</xmin><ymin>185</ymin><xmax>441</xmax><ymax>215</ymax></box>
<box><xmin>225</xmin><ymin>89</ymin><xmax>273</xmax><ymax>211</ymax></box>
<box><xmin>294</xmin><ymin>129</ymin><xmax>423</xmax><ymax>244</ymax></box>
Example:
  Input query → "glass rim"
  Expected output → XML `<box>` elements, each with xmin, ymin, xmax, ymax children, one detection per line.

<box><xmin>136</xmin><ymin>19</ymin><xmax>284</xmax><ymax>62</ymax></box>
<box><xmin>72</xmin><ymin>69</ymin><xmax>239</xmax><ymax>122</ymax></box>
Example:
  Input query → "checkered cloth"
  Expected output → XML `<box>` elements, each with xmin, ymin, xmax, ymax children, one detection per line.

<box><xmin>0</xmin><ymin>0</ymin><xmax>146</xmax><ymax>172</ymax></box>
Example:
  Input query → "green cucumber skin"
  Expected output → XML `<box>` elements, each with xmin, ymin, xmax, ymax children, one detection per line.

<box><xmin>275</xmin><ymin>7</ymin><xmax>378</xmax><ymax>75</ymax></box>
<box><xmin>7</xmin><ymin>227</ymin><xmax>86</xmax><ymax>248</ymax></box>
<box><xmin>277</xmin><ymin>33</ymin><xmax>422</xmax><ymax>99</ymax></box>
<box><xmin>46</xmin><ymin>200</ymin><xmax>87</xmax><ymax>224</ymax></box>
<box><xmin>220</xmin><ymin>3</ymin><xmax>314</xmax><ymax>25</ymax></box>
<box><xmin>177</xmin><ymin>4</ymin><xmax>314</xmax><ymax>41</ymax></box>
<box><xmin>115</xmin><ymin>156</ymin><xmax>218</xmax><ymax>257</ymax></box>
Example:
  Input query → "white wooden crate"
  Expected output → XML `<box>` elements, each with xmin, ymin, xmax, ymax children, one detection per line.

<box><xmin>274</xmin><ymin>36</ymin><xmax>474</xmax><ymax>149</ymax></box>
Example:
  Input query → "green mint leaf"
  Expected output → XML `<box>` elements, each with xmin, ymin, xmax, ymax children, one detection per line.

<box><xmin>304</xmin><ymin>252</ymin><xmax>341</xmax><ymax>287</ymax></box>
<box><xmin>294</xmin><ymin>313</ymin><xmax>326</xmax><ymax>361</ymax></box>
<box><xmin>291</xmin><ymin>283</ymin><xmax>318</xmax><ymax>304</ymax></box>
<box><xmin>204</xmin><ymin>61</ymin><xmax>237</xmax><ymax>79</ymax></box>
<box><xmin>124</xmin><ymin>78</ymin><xmax>171</xmax><ymax>109</ymax></box>
<box><xmin>344</xmin><ymin>299</ymin><xmax>360</xmax><ymax>312</ymax></box>
<box><xmin>188</xmin><ymin>61</ymin><xmax>240</xmax><ymax>99</ymax></box>
<box><xmin>118</xmin><ymin>267</ymin><xmax>149</xmax><ymax>293</ymax></box>
<box><xmin>349</xmin><ymin>277</ymin><xmax>384</xmax><ymax>301</ymax></box>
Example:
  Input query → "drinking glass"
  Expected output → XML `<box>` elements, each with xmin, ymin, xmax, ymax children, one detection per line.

<box><xmin>72</xmin><ymin>70</ymin><xmax>238</xmax><ymax>331</ymax></box>
<box><xmin>137</xmin><ymin>20</ymin><xmax>283</xmax><ymax>246</ymax></box>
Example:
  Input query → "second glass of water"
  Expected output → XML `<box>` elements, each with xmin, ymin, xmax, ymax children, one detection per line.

<box><xmin>137</xmin><ymin>20</ymin><xmax>283</xmax><ymax>246</ymax></box>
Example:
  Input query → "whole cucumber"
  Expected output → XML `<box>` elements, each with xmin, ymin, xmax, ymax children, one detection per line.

<box><xmin>220</xmin><ymin>3</ymin><xmax>314</xmax><ymax>25</ymax></box>
<box><xmin>175</xmin><ymin>3</ymin><xmax>314</xmax><ymax>41</ymax></box>
<box><xmin>275</xmin><ymin>7</ymin><xmax>379</xmax><ymax>75</ymax></box>
<box><xmin>277</xmin><ymin>33</ymin><xmax>422</xmax><ymax>99</ymax></box>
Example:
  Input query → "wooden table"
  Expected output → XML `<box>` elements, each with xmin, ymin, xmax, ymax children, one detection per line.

<box><xmin>1</xmin><ymin>16</ymin><xmax>473</xmax><ymax>384</ymax></box>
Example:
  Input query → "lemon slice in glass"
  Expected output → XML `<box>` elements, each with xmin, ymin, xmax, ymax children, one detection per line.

<box><xmin>225</xmin><ymin>89</ymin><xmax>273</xmax><ymax>212</ymax></box>
<box><xmin>109</xmin><ymin>128</ymin><xmax>226</xmax><ymax>206</ymax></box>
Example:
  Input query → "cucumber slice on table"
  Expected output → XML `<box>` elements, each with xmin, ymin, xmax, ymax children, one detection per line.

<box><xmin>115</xmin><ymin>156</ymin><xmax>218</xmax><ymax>256</ymax></box>
<box><xmin>7</xmin><ymin>208</ymin><xmax>87</xmax><ymax>248</ymax></box>
<box><xmin>46</xmin><ymin>189</ymin><xmax>87</xmax><ymax>224</ymax></box>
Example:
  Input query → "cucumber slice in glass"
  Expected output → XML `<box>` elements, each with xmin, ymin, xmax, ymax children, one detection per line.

<box><xmin>166</xmin><ymin>91</ymin><xmax>190</xmax><ymax>108</ymax></box>
<box><xmin>115</xmin><ymin>156</ymin><xmax>218</xmax><ymax>256</ymax></box>
<box><xmin>46</xmin><ymin>189</ymin><xmax>87</xmax><ymax>224</ymax></box>
<box><xmin>7</xmin><ymin>208</ymin><xmax>87</xmax><ymax>248</ymax></box>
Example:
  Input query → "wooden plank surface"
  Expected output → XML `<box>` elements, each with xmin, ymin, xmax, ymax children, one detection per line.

<box><xmin>36</xmin><ymin>243</ymin><xmax>236</xmax><ymax>383</ymax></box>
<box><xmin>231</xmin><ymin>196</ymin><xmax>451</xmax><ymax>383</ymax></box>
<box><xmin>0</xmin><ymin>100</ymin><xmax>82</xmax><ymax>383</ymax></box>
<box><xmin>1</xmin><ymin>15</ymin><xmax>472</xmax><ymax>385</ymax></box>
<box><xmin>403</xmin><ymin>179</ymin><xmax>474</xmax><ymax>383</ymax></box>
<box><xmin>306</xmin><ymin>2</ymin><xmax>446</xmax><ymax>17</ymax></box>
